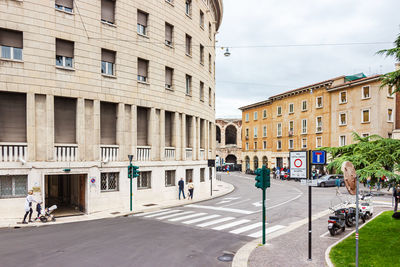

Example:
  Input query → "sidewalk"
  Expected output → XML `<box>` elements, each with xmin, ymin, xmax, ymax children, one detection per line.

<box><xmin>0</xmin><ymin>180</ymin><xmax>234</xmax><ymax>229</ymax></box>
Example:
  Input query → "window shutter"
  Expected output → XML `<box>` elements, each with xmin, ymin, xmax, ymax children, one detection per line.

<box><xmin>0</xmin><ymin>29</ymin><xmax>23</xmax><ymax>48</ymax></box>
<box><xmin>54</xmin><ymin>97</ymin><xmax>76</xmax><ymax>144</ymax></box>
<box><xmin>100</xmin><ymin>102</ymin><xmax>117</xmax><ymax>145</ymax></box>
<box><xmin>56</xmin><ymin>0</ymin><xmax>73</xmax><ymax>9</ymax></box>
<box><xmin>102</xmin><ymin>49</ymin><xmax>115</xmax><ymax>63</ymax></box>
<box><xmin>165</xmin><ymin>112</ymin><xmax>172</xmax><ymax>147</ymax></box>
<box><xmin>101</xmin><ymin>0</ymin><xmax>115</xmax><ymax>23</ymax></box>
<box><xmin>56</xmin><ymin>39</ymin><xmax>74</xmax><ymax>58</ymax></box>
<box><xmin>165</xmin><ymin>67</ymin><xmax>172</xmax><ymax>85</ymax></box>
<box><xmin>165</xmin><ymin>24</ymin><xmax>172</xmax><ymax>42</ymax></box>
<box><xmin>137</xmin><ymin>11</ymin><xmax>147</xmax><ymax>26</ymax></box>
<box><xmin>138</xmin><ymin>59</ymin><xmax>147</xmax><ymax>77</ymax></box>
<box><xmin>0</xmin><ymin>92</ymin><xmax>26</xmax><ymax>142</ymax></box>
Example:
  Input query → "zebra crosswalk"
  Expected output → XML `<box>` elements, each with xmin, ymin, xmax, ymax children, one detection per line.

<box><xmin>133</xmin><ymin>208</ymin><xmax>285</xmax><ymax>238</ymax></box>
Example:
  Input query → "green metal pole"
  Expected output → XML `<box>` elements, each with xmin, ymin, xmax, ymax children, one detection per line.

<box><xmin>129</xmin><ymin>163</ymin><xmax>133</xmax><ymax>212</ymax></box>
<box><xmin>262</xmin><ymin>187</ymin><xmax>266</xmax><ymax>245</ymax></box>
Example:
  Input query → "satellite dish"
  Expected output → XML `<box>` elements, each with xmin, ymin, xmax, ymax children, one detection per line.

<box><xmin>341</xmin><ymin>161</ymin><xmax>357</xmax><ymax>195</ymax></box>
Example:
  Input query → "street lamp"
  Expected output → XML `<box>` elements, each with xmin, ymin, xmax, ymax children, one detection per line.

<box><xmin>223</xmin><ymin>47</ymin><xmax>231</xmax><ymax>57</ymax></box>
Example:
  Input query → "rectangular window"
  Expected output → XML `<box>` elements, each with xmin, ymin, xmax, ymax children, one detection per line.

<box><xmin>362</xmin><ymin>109</ymin><xmax>370</xmax><ymax>123</ymax></box>
<box><xmin>200</xmin><ymin>44</ymin><xmax>204</xmax><ymax>64</ymax></box>
<box><xmin>200</xmin><ymin>10</ymin><xmax>204</xmax><ymax>28</ymax></box>
<box><xmin>289</xmin><ymin>121</ymin><xmax>294</xmax><ymax>134</ymax></box>
<box><xmin>185</xmin><ymin>34</ymin><xmax>192</xmax><ymax>56</ymax></box>
<box><xmin>185</xmin><ymin>75</ymin><xmax>192</xmax><ymax>95</ymax></box>
<box><xmin>277</xmin><ymin>106</ymin><xmax>282</xmax><ymax>116</ymax></box>
<box><xmin>254</xmin><ymin>141</ymin><xmax>257</xmax><ymax>149</ymax></box>
<box><xmin>254</xmin><ymin>127</ymin><xmax>258</xmax><ymax>138</ymax></box>
<box><xmin>263</xmin><ymin>109</ymin><xmax>267</xmax><ymax>118</ymax></box>
<box><xmin>200</xmin><ymin>168</ymin><xmax>205</xmax><ymax>182</ymax></box>
<box><xmin>55</xmin><ymin>0</ymin><xmax>73</xmax><ymax>13</ymax></box>
<box><xmin>254</xmin><ymin>111</ymin><xmax>258</xmax><ymax>120</ymax></box>
<box><xmin>200</xmin><ymin>81</ymin><xmax>204</xmax><ymax>101</ymax></box>
<box><xmin>277</xmin><ymin>140</ymin><xmax>282</xmax><ymax>150</ymax></box>
<box><xmin>362</xmin><ymin>86</ymin><xmax>370</xmax><ymax>99</ymax></box>
<box><xmin>208</xmin><ymin>22</ymin><xmax>212</xmax><ymax>39</ymax></box>
<box><xmin>245</xmin><ymin>128</ymin><xmax>249</xmax><ymax>137</ymax></box>
<box><xmin>277</xmin><ymin>123</ymin><xmax>282</xmax><ymax>137</ymax></box>
<box><xmin>289</xmin><ymin>139</ymin><xmax>294</xmax><ymax>149</ymax></box>
<box><xmin>263</xmin><ymin>141</ymin><xmax>267</xmax><ymax>149</ymax></box>
<box><xmin>388</xmin><ymin>109</ymin><xmax>393</xmax><ymax>122</ymax></box>
<box><xmin>100</xmin><ymin>102</ymin><xmax>117</xmax><ymax>144</ymax></box>
<box><xmin>165</xmin><ymin>170</ymin><xmax>176</xmax><ymax>187</ymax></box>
<box><xmin>137</xmin><ymin>10</ymin><xmax>148</xmax><ymax>36</ymax></box>
<box><xmin>165</xmin><ymin>23</ymin><xmax>173</xmax><ymax>46</ymax></box>
<box><xmin>137</xmin><ymin>58</ymin><xmax>149</xmax><ymax>82</ymax></box>
<box><xmin>316</xmin><ymin>116</ymin><xmax>322</xmax><ymax>133</ymax></box>
<box><xmin>185</xmin><ymin>169</ymin><xmax>193</xmax><ymax>184</ymax></box>
<box><xmin>302</xmin><ymin>138</ymin><xmax>307</xmax><ymax>149</ymax></box>
<box><xmin>0</xmin><ymin>28</ymin><xmax>23</xmax><ymax>60</ymax></box>
<box><xmin>316</xmin><ymin>96</ymin><xmax>323</xmax><ymax>108</ymax></box>
<box><xmin>340</xmin><ymin>135</ymin><xmax>346</xmax><ymax>146</ymax></box>
<box><xmin>0</xmin><ymin>175</ymin><xmax>27</xmax><ymax>198</ymax></box>
<box><xmin>339</xmin><ymin>113</ymin><xmax>347</xmax><ymax>126</ymax></box>
<box><xmin>165</xmin><ymin>67</ymin><xmax>173</xmax><ymax>89</ymax></box>
<box><xmin>302</xmin><ymin>100</ymin><xmax>307</xmax><ymax>111</ymax></box>
<box><xmin>289</xmin><ymin>103</ymin><xmax>294</xmax><ymax>114</ymax></box>
<box><xmin>208</xmin><ymin>53</ymin><xmax>212</xmax><ymax>72</ymax></box>
<box><xmin>101</xmin><ymin>0</ymin><xmax>115</xmax><ymax>24</ymax></box>
<box><xmin>302</xmin><ymin>119</ymin><xmax>307</xmax><ymax>134</ymax></box>
<box><xmin>245</xmin><ymin>113</ymin><xmax>249</xmax><ymax>122</ymax></box>
<box><xmin>245</xmin><ymin>142</ymin><xmax>249</xmax><ymax>150</ymax></box>
<box><xmin>101</xmin><ymin>172</ymin><xmax>119</xmax><ymax>191</ymax></box>
<box><xmin>101</xmin><ymin>49</ymin><xmax>115</xmax><ymax>75</ymax></box>
<box><xmin>316</xmin><ymin>137</ymin><xmax>322</xmax><ymax>148</ymax></box>
<box><xmin>185</xmin><ymin>0</ymin><xmax>192</xmax><ymax>16</ymax></box>
<box><xmin>56</xmin><ymin>39</ymin><xmax>74</xmax><ymax>68</ymax></box>
<box><xmin>263</xmin><ymin>126</ymin><xmax>267</xmax><ymax>137</ymax></box>
<box><xmin>208</xmin><ymin>87</ymin><xmax>212</xmax><ymax>106</ymax></box>
<box><xmin>138</xmin><ymin>171</ymin><xmax>151</xmax><ymax>189</ymax></box>
<box><xmin>339</xmin><ymin>91</ymin><xmax>347</xmax><ymax>104</ymax></box>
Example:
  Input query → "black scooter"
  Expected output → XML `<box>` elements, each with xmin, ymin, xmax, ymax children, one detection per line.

<box><xmin>328</xmin><ymin>208</ymin><xmax>346</xmax><ymax>236</ymax></box>
<box><xmin>345</xmin><ymin>206</ymin><xmax>366</xmax><ymax>227</ymax></box>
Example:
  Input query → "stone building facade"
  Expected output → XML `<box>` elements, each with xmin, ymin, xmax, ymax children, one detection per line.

<box><xmin>239</xmin><ymin>73</ymin><xmax>396</xmax><ymax>172</ymax></box>
<box><xmin>0</xmin><ymin>0</ymin><xmax>223</xmax><ymax>219</ymax></box>
<box><xmin>215</xmin><ymin>119</ymin><xmax>242</xmax><ymax>167</ymax></box>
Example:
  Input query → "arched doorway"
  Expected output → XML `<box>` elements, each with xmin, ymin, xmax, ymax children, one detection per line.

<box><xmin>262</xmin><ymin>156</ymin><xmax>268</xmax><ymax>167</ymax></box>
<box><xmin>225</xmin><ymin>125</ymin><xmax>237</xmax><ymax>145</ymax></box>
<box><xmin>253</xmin><ymin>156</ymin><xmax>259</xmax><ymax>170</ymax></box>
<box><xmin>226</xmin><ymin>154</ymin><xmax>237</xmax><ymax>164</ymax></box>
<box><xmin>216</xmin><ymin>126</ymin><xmax>221</xmax><ymax>144</ymax></box>
<box><xmin>245</xmin><ymin>156</ymin><xmax>250</xmax><ymax>171</ymax></box>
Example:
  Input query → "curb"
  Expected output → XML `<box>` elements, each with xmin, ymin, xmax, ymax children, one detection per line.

<box><xmin>324</xmin><ymin>209</ymin><xmax>387</xmax><ymax>267</ymax></box>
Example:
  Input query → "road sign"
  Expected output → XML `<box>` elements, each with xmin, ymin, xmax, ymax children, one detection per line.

<box><xmin>300</xmin><ymin>179</ymin><xmax>318</xmax><ymax>186</ymax></box>
<box><xmin>290</xmin><ymin>151</ymin><xmax>307</xmax><ymax>178</ymax></box>
<box><xmin>311</xmin><ymin>150</ymin><xmax>326</xmax><ymax>165</ymax></box>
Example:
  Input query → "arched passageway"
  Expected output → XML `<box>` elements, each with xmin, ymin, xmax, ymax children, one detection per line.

<box><xmin>225</xmin><ymin>125</ymin><xmax>237</xmax><ymax>145</ymax></box>
<box><xmin>226</xmin><ymin>154</ymin><xmax>237</xmax><ymax>164</ymax></box>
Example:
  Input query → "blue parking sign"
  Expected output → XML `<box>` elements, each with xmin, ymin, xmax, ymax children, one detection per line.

<box><xmin>312</xmin><ymin>150</ymin><xmax>326</xmax><ymax>165</ymax></box>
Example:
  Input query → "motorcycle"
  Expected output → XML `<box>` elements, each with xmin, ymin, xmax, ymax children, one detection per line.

<box><xmin>345</xmin><ymin>205</ymin><xmax>365</xmax><ymax>227</ymax></box>
<box><xmin>328</xmin><ymin>207</ymin><xmax>346</xmax><ymax>236</ymax></box>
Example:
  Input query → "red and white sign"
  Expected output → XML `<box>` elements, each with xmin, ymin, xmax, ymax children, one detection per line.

<box><xmin>290</xmin><ymin>151</ymin><xmax>307</xmax><ymax>179</ymax></box>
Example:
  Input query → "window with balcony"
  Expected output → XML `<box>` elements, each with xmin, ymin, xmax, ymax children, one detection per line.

<box><xmin>200</xmin><ymin>44</ymin><xmax>204</xmax><ymax>65</ymax></box>
<box><xmin>138</xmin><ymin>171</ymin><xmax>151</xmax><ymax>189</ymax></box>
<box><xmin>101</xmin><ymin>49</ymin><xmax>115</xmax><ymax>76</ymax></box>
<box><xmin>185</xmin><ymin>34</ymin><xmax>192</xmax><ymax>56</ymax></box>
<box><xmin>302</xmin><ymin>119</ymin><xmax>307</xmax><ymax>134</ymax></box>
<box><xmin>100</xmin><ymin>102</ymin><xmax>117</xmax><ymax>145</ymax></box>
<box><xmin>137</xmin><ymin>107</ymin><xmax>150</xmax><ymax>146</ymax></box>
<box><xmin>165</xmin><ymin>111</ymin><xmax>174</xmax><ymax>147</ymax></box>
<box><xmin>340</xmin><ymin>135</ymin><xmax>346</xmax><ymax>146</ymax></box>
<box><xmin>388</xmin><ymin>109</ymin><xmax>393</xmax><ymax>122</ymax></box>
<box><xmin>289</xmin><ymin>103</ymin><xmax>294</xmax><ymax>114</ymax></box>
<box><xmin>54</xmin><ymin>97</ymin><xmax>77</xmax><ymax>144</ymax></box>
<box><xmin>339</xmin><ymin>113</ymin><xmax>347</xmax><ymax>126</ymax></box>
<box><xmin>316</xmin><ymin>116</ymin><xmax>322</xmax><ymax>133</ymax></box>
<box><xmin>101</xmin><ymin>0</ymin><xmax>115</xmax><ymax>24</ymax></box>
<box><xmin>362</xmin><ymin>109</ymin><xmax>370</xmax><ymax>123</ymax></box>
<box><xmin>165</xmin><ymin>170</ymin><xmax>176</xmax><ymax>187</ymax></box>
<box><xmin>55</xmin><ymin>0</ymin><xmax>73</xmax><ymax>13</ymax></box>
<box><xmin>302</xmin><ymin>100</ymin><xmax>307</xmax><ymax>111</ymax></box>
<box><xmin>277</xmin><ymin>123</ymin><xmax>282</xmax><ymax>137</ymax></box>
<box><xmin>316</xmin><ymin>96</ymin><xmax>323</xmax><ymax>108</ymax></box>
<box><xmin>0</xmin><ymin>28</ymin><xmax>23</xmax><ymax>61</ymax></box>
<box><xmin>165</xmin><ymin>66</ymin><xmax>173</xmax><ymax>90</ymax></box>
<box><xmin>165</xmin><ymin>23</ymin><xmax>173</xmax><ymax>46</ymax></box>
<box><xmin>339</xmin><ymin>91</ymin><xmax>347</xmax><ymax>104</ymax></box>
<box><xmin>137</xmin><ymin>10</ymin><xmax>148</xmax><ymax>36</ymax></box>
<box><xmin>185</xmin><ymin>116</ymin><xmax>193</xmax><ymax>148</ymax></box>
<box><xmin>289</xmin><ymin>139</ymin><xmax>294</xmax><ymax>149</ymax></box>
<box><xmin>362</xmin><ymin>86</ymin><xmax>370</xmax><ymax>99</ymax></box>
<box><xmin>185</xmin><ymin>74</ymin><xmax>192</xmax><ymax>95</ymax></box>
<box><xmin>56</xmin><ymin>39</ymin><xmax>74</xmax><ymax>68</ymax></box>
<box><xmin>137</xmin><ymin>58</ymin><xmax>149</xmax><ymax>82</ymax></box>
<box><xmin>0</xmin><ymin>92</ymin><xmax>26</xmax><ymax>143</ymax></box>
<box><xmin>200</xmin><ymin>81</ymin><xmax>204</xmax><ymax>101</ymax></box>
<box><xmin>277</xmin><ymin>106</ymin><xmax>282</xmax><ymax>116</ymax></box>
<box><xmin>101</xmin><ymin>172</ymin><xmax>119</xmax><ymax>192</ymax></box>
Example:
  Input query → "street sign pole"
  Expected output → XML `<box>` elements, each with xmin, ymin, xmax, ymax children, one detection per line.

<box><xmin>355</xmin><ymin>176</ymin><xmax>359</xmax><ymax>267</ymax></box>
<box><xmin>308</xmin><ymin>150</ymin><xmax>312</xmax><ymax>261</ymax></box>
<box><xmin>262</xmin><ymin>187</ymin><xmax>266</xmax><ymax>245</ymax></box>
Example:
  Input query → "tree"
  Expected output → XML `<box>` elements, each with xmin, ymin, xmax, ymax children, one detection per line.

<box><xmin>324</xmin><ymin>133</ymin><xmax>400</xmax><ymax>184</ymax></box>
<box><xmin>376</xmin><ymin>33</ymin><xmax>400</xmax><ymax>94</ymax></box>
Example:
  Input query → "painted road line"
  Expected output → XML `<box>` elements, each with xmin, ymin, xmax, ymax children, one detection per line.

<box><xmin>143</xmin><ymin>210</ymin><xmax>178</xmax><ymax>218</ymax></box>
<box><xmin>185</xmin><ymin>204</ymin><xmax>255</xmax><ymax>214</ymax></box>
<box><xmin>197</xmin><ymin>217</ymin><xmax>235</xmax><ymax>227</ymax></box>
<box><xmin>156</xmin><ymin>211</ymin><xmax>194</xmax><ymax>220</ymax></box>
<box><xmin>224</xmin><ymin>197</ymin><xmax>241</xmax><ymax>200</ymax></box>
<box><xmin>133</xmin><ymin>209</ymin><xmax>171</xmax><ymax>217</ymax></box>
<box><xmin>222</xmin><ymin>198</ymin><xmax>252</xmax><ymax>207</ymax></box>
<box><xmin>182</xmin><ymin>214</ymin><xmax>221</xmax><ymax>224</ymax></box>
<box><xmin>216</xmin><ymin>200</ymin><xmax>231</xmax><ymax>205</ymax></box>
<box><xmin>168</xmin><ymin>212</ymin><xmax>207</xmax><ymax>222</ymax></box>
<box><xmin>212</xmin><ymin>219</ymin><xmax>251</xmax><ymax>231</ymax></box>
<box><xmin>247</xmin><ymin>225</ymin><xmax>285</xmax><ymax>238</ymax></box>
<box><xmin>229</xmin><ymin>222</ymin><xmax>263</xmax><ymax>234</ymax></box>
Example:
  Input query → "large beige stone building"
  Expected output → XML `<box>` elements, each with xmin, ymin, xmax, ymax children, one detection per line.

<box><xmin>0</xmin><ymin>0</ymin><xmax>223</xmax><ymax>219</ymax></box>
<box><xmin>215</xmin><ymin>118</ymin><xmax>242</xmax><ymax>168</ymax></box>
<box><xmin>239</xmin><ymin>73</ymin><xmax>396</xmax><ymax>172</ymax></box>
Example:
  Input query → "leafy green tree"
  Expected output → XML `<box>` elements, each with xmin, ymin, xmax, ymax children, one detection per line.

<box><xmin>376</xmin><ymin>33</ymin><xmax>400</xmax><ymax>94</ymax></box>
<box><xmin>324</xmin><ymin>133</ymin><xmax>400</xmax><ymax>184</ymax></box>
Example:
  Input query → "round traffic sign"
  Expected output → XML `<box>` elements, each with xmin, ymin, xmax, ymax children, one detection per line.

<box><xmin>294</xmin><ymin>159</ymin><xmax>303</xmax><ymax>168</ymax></box>
<box><xmin>90</xmin><ymin>178</ymin><xmax>96</xmax><ymax>184</ymax></box>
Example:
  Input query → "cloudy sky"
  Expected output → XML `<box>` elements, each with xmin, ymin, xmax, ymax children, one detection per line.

<box><xmin>215</xmin><ymin>0</ymin><xmax>400</xmax><ymax>118</ymax></box>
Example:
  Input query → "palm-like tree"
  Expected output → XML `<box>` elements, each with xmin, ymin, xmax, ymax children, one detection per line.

<box><xmin>376</xmin><ymin>33</ymin><xmax>400</xmax><ymax>94</ymax></box>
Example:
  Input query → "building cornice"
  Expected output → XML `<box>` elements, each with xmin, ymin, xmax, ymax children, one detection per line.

<box><xmin>211</xmin><ymin>0</ymin><xmax>223</xmax><ymax>31</ymax></box>
<box><xmin>326</xmin><ymin>75</ymin><xmax>381</xmax><ymax>92</ymax></box>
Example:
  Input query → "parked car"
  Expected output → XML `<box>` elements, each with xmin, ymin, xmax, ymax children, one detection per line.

<box><xmin>316</xmin><ymin>174</ymin><xmax>344</xmax><ymax>187</ymax></box>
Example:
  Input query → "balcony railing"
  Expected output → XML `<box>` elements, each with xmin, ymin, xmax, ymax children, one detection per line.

<box><xmin>199</xmin><ymin>149</ymin><xmax>205</xmax><ymax>160</ymax></box>
<box><xmin>137</xmin><ymin>146</ymin><xmax>151</xmax><ymax>161</ymax></box>
<box><xmin>165</xmin><ymin>147</ymin><xmax>175</xmax><ymax>160</ymax></box>
<box><xmin>100</xmin><ymin>145</ymin><xmax>119</xmax><ymax>162</ymax></box>
<box><xmin>0</xmin><ymin>143</ymin><xmax>27</xmax><ymax>162</ymax></box>
<box><xmin>55</xmin><ymin>144</ymin><xmax>78</xmax><ymax>162</ymax></box>
<box><xmin>185</xmin><ymin>148</ymin><xmax>193</xmax><ymax>160</ymax></box>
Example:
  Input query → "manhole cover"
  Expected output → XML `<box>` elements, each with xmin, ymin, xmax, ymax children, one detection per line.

<box><xmin>218</xmin><ymin>252</ymin><xmax>234</xmax><ymax>262</ymax></box>
<box><xmin>143</xmin><ymin>203</ymin><xmax>157</xmax><ymax>207</ymax></box>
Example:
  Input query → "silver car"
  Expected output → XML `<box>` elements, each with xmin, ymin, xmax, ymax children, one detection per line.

<box><xmin>316</xmin><ymin>175</ymin><xmax>344</xmax><ymax>187</ymax></box>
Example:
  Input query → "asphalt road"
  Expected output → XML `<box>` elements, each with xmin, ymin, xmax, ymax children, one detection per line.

<box><xmin>0</xmin><ymin>172</ymin><xmax>393</xmax><ymax>267</ymax></box>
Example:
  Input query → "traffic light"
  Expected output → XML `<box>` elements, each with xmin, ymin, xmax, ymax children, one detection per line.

<box><xmin>128</xmin><ymin>164</ymin><xmax>140</xmax><ymax>179</ymax></box>
<box><xmin>263</xmin><ymin>167</ymin><xmax>271</xmax><ymax>188</ymax></box>
<box><xmin>255</xmin><ymin>168</ymin><xmax>264</xmax><ymax>189</ymax></box>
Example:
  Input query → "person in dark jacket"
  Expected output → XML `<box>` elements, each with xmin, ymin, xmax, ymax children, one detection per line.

<box><xmin>178</xmin><ymin>178</ymin><xmax>186</xmax><ymax>200</ymax></box>
<box><xmin>394</xmin><ymin>184</ymin><xmax>400</xmax><ymax>212</ymax></box>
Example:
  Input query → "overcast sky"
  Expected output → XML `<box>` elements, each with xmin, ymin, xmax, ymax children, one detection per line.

<box><xmin>215</xmin><ymin>0</ymin><xmax>400</xmax><ymax>118</ymax></box>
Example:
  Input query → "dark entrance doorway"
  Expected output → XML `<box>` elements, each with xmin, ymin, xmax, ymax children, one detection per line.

<box><xmin>276</xmin><ymin>157</ymin><xmax>283</xmax><ymax>169</ymax></box>
<box><xmin>225</xmin><ymin>154</ymin><xmax>237</xmax><ymax>164</ymax></box>
<box><xmin>45</xmin><ymin>174</ymin><xmax>86</xmax><ymax>216</ymax></box>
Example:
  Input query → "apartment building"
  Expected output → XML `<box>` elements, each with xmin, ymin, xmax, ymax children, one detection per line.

<box><xmin>239</xmin><ymin>73</ymin><xmax>396</xmax><ymax>171</ymax></box>
<box><xmin>0</xmin><ymin>0</ymin><xmax>223</xmax><ymax>219</ymax></box>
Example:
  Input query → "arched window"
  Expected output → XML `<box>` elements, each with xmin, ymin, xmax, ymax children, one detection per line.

<box><xmin>254</xmin><ymin>156</ymin><xmax>259</xmax><ymax>170</ymax></box>
<box><xmin>216</xmin><ymin>125</ymin><xmax>221</xmax><ymax>143</ymax></box>
<box><xmin>262</xmin><ymin>156</ymin><xmax>268</xmax><ymax>167</ymax></box>
<box><xmin>225</xmin><ymin>125</ymin><xmax>237</xmax><ymax>145</ymax></box>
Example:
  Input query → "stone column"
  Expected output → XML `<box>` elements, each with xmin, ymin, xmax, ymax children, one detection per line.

<box><xmin>26</xmin><ymin>93</ymin><xmax>35</xmax><ymax>162</ymax></box>
<box><xmin>160</xmin><ymin>109</ymin><xmax>165</xmax><ymax>161</ymax></box>
<box><xmin>181</xmin><ymin>113</ymin><xmax>186</xmax><ymax>160</ymax></box>
<box><xmin>46</xmin><ymin>95</ymin><xmax>54</xmax><ymax>161</ymax></box>
<box><xmin>116</xmin><ymin>103</ymin><xmax>125</xmax><ymax>161</ymax></box>
<box><xmin>93</xmin><ymin>100</ymin><xmax>101</xmax><ymax>161</ymax></box>
<box><xmin>76</xmin><ymin>98</ymin><xmax>85</xmax><ymax>161</ymax></box>
<box><xmin>174</xmin><ymin>112</ymin><xmax>180</xmax><ymax>160</ymax></box>
<box><xmin>131</xmin><ymin>105</ymin><xmax>137</xmax><ymax>160</ymax></box>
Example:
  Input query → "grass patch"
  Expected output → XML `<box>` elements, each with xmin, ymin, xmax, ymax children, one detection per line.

<box><xmin>330</xmin><ymin>211</ymin><xmax>400</xmax><ymax>267</ymax></box>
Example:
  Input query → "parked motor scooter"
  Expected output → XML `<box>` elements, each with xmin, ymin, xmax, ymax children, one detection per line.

<box><xmin>360</xmin><ymin>194</ymin><xmax>373</xmax><ymax>219</ymax></box>
<box><xmin>328</xmin><ymin>207</ymin><xmax>346</xmax><ymax>236</ymax></box>
<box><xmin>345</xmin><ymin>205</ymin><xmax>365</xmax><ymax>227</ymax></box>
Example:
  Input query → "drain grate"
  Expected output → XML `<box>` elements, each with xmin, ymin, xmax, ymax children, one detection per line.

<box><xmin>143</xmin><ymin>203</ymin><xmax>157</xmax><ymax>207</ymax></box>
<box><xmin>217</xmin><ymin>252</ymin><xmax>235</xmax><ymax>262</ymax></box>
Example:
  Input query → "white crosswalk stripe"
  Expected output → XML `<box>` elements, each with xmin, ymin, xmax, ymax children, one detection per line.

<box><xmin>143</xmin><ymin>210</ymin><xmax>180</xmax><ymax>218</ymax></box>
<box><xmin>156</xmin><ymin>211</ymin><xmax>194</xmax><ymax>220</ymax></box>
<box><xmin>196</xmin><ymin>217</ymin><xmax>235</xmax><ymax>227</ymax></box>
<box><xmin>212</xmin><ymin>219</ymin><xmax>250</xmax><ymax>231</ymax></box>
<box><xmin>182</xmin><ymin>214</ymin><xmax>221</xmax><ymax>224</ymax></box>
<box><xmin>229</xmin><ymin>222</ymin><xmax>263</xmax><ymax>234</ymax></box>
<box><xmin>168</xmin><ymin>213</ymin><xmax>207</xmax><ymax>222</ymax></box>
<box><xmin>133</xmin><ymin>209</ymin><xmax>171</xmax><ymax>217</ymax></box>
<box><xmin>247</xmin><ymin>225</ymin><xmax>285</xmax><ymax>238</ymax></box>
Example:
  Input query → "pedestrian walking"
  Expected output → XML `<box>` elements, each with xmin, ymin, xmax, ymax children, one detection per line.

<box><xmin>188</xmin><ymin>180</ymin><xmax>194</xmax><ymax>200</ymax></box>
<box><xmin>335</xmin><ymin>176</ymin><xmax>341</xmax><ymax>195</ymax></box>
<box><xmin>394</xmin><ymin>184</ymin><xmax>400</xmax><ymax>212</ymax></box>
<box><xmin>275</xmin><ymin>169</ymin><xmax>280</xmax><ymax>180</ymax></box>
<box><xmin>272</xmin><ymin>167</ymin><xmax>276</xmax><ymax>179</ymax></box>
<box><xmin>22</xmin><ymin>190</ymin><xmax>36</xmax><ymax>224</ymax></box>
<box><xmin>178</xmin><ymin>178</ymin><xmax>186</xmax><ymax>200</ymax></box>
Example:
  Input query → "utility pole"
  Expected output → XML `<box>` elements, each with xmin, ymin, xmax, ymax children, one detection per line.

<box><xmin>308</xmin><ymin>150</ymin><xmax>312</xmax><ymax>261</ymax></box>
